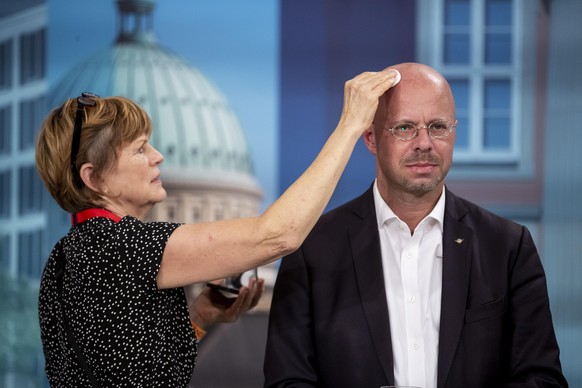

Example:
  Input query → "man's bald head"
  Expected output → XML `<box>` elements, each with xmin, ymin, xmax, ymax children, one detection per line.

<box><xmin>374</xmin><ymin>62</ymin><xmax>455</xmax><ymax>126</ymax></box>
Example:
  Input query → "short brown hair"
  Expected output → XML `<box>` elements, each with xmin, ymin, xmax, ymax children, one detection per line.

<box><xmin>35</xmin><ymin>95</ymin><xmax>152</xmax><ymax>213</ymax></box>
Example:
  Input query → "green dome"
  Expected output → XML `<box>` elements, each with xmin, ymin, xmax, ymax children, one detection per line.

<box><xmin>51</xmin><ymin>0</ymin><xmax>258</xmax><ymax>190</ymax></box>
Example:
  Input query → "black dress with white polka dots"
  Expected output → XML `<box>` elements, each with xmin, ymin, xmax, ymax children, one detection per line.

<box><xmin>38</xmin><ymin>216</ymin><xmax>197</xmax><ymax>387</ymax></box>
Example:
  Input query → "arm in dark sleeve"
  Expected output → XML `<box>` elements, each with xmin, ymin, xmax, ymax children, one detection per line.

<box><xmin>264</xmin><ymin>247</ymin><xmax>319</xmax><ymax>387</ymax></box>
<box><xmin>504</xmin><ymin>226</ymin><xmax>568</xmax><ymax>388</ymax></box>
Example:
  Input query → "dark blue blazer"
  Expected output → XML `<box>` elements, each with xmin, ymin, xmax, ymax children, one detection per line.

<box><xmin>264</xmin><ymin>186</ymin><xmax>567</xmax><ymax>388</ymax></box>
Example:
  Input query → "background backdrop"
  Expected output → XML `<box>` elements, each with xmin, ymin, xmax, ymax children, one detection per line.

<box><xmin>0</xmin><ymin>0</ymin><xmax>580</xmax><ymax>387</ymax></box>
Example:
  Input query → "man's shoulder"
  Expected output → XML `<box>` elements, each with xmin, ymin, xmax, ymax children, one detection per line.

<box><xmin>320</xmin><ymin>188</ymin><xmax>373</xmax><ymax>223</ymax></box>
<box><xmin>302</xmin><ymin>188</ymin><xmax>375</xmax><ymax>244</ymax></box>
<box><xmin>297</xmin><ymin>195</ymin><xmax>368</xmax><ymax>251</ymax></box>
<box><xmin>446</xmin><ymin>188</ymin><xmax>524</xmax><ymax>233</ymax></box>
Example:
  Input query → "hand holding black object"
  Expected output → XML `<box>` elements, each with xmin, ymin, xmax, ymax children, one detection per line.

<box><xmin>189</xmin><ymin>277</ymin><xmax>265</xmax><ymax>328</ymax></box>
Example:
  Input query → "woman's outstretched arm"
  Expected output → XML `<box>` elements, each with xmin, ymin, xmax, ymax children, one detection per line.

<box><xmin>158</xmin><ymin>69</ymin><xmax>401</xmax><ymax>289</ymax></box>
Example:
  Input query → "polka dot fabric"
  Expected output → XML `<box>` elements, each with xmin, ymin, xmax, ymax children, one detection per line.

<box><xmin>39</xmin><ymin>216</ymin><xmax>197</xmax><ymax>387</ymax></box>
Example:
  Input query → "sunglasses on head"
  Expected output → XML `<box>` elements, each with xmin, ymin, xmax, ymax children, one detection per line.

<box><xmin>70</xmin><ymin>92</ymin><xmax>99</xmax><ymax>188</ymax></box>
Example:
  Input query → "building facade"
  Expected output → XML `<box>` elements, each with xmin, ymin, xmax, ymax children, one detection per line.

<box><xmin>0</xmin><ymin>0</ymin><xmax>47</xmax><ymax>284</ymax></box>
<box><xmin>0</xmin><ymin>1</ymin><xmax>48</xmax><ymax>386</ymax></box>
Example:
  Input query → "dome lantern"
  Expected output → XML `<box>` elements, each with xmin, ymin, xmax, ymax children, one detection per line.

<box><xmin>116</xmin><ymin>0</ymin><xmax>156</xmax><ymax>44</ymax></box>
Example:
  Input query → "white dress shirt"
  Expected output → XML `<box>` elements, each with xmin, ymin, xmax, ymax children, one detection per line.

<box><xmin>373</xmin><ymin>181</ymin><xmax>445</xmax><ymax>388</ymax></box>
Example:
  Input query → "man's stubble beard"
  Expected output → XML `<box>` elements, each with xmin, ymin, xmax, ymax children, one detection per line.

<box><xmin>401</xmin><ymin>174</ymin><xmax>443</xmax><ymax>194</ymax></box>
<box><xmin>399</xmin><ymin>151</ymin><xmax>446</xmax><ymax>194</ymax></box>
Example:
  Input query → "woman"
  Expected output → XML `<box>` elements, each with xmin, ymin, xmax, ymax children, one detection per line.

<box><xmin>35</xmin><ymin>69</ymin><xmax>400</xmax><ymax>387</ymax></box>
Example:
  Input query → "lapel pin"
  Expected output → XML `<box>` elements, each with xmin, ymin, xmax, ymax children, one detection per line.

<box><xmin>455</xmin><ymin>238</ymin><xmax>464</xmax><ymax>244</ymax></box>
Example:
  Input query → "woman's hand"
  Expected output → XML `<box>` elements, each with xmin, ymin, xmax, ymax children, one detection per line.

<box><xmin>337</xmin><ymin>69</ymin><xmax>401</xmax><ymax>135</ymax></box>
<box><xmin>188</xmin><ymin>277</ymin><xmax>265</xmax><ymax>329</ymax></box>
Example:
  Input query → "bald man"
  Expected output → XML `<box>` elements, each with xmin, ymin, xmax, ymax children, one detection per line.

<box><xmin>264</xmin><ymin>63</ymin><xmax>567</xmax><ymax>388</ymax></box>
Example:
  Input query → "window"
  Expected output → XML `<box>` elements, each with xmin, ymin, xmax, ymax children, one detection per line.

<box><xmin>0</xmin><ymin>170</ymin><xmax>11</xmax><ymax>218</ymax></box>
<box><xmin>17</xmin><ymin>229</ymin><xmax>44</xmax><ymax>279</ymax></box>
<box><xmin>166</xmin><ymin>206</ymin><xmax>175</xmax><ymax>220</ymax></box>
<box><xmin>0</xmin><ymin>39</ymin><xmax>13</xmax><ymax>90</ymax></box>
<box><xmin>192</xmin><ymin>206</ymin><xmax>202</xmax><ymax>223</ymax></box>
<box><xmin>0</xmin><ymin>234</ymin><xmax>9</xmax><ymax>270</ymax></box>
<box><xmin>213</xmin><ymin>207</ymin><xmax>224</xmax><ymax>221</ymax></box>
<box><xmin>20</xmin><ymin>96</ymin><xmax>46</xmax><ymax>150</ymax></box>
<box><xmin>20</xmin><ymin>28</ymin><xmax>46</xmax><ymax>85</ymax></box>
<box><xmin>18</xmin><ymin>165</ymin><xmax>44</xmax><ymax>215</ymax></box>
<box><xmin>0</xmin><ymin>105</ymin><xmax>11</xmax><ymax>155</ymax></box>
<box><xmin>444</xmin><ymin>0</ymin><xmax>515</xmax><ymax>161</ymax></box>
<box><xmin>417</xmin><ymin>0</ymin><xmax>533</xmax><ymax>173</ymax></box>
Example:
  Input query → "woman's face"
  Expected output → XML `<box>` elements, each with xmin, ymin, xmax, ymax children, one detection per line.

<box><xmin>99</xmin><ymin>135</ymin><xmax>166</xmax><ymax>218</ymax></box>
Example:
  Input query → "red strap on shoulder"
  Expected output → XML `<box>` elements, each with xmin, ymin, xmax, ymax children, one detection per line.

<box><xmin>71</xmin><ymin>208</ymin><xmax>122</xmax><ymax>226</ymax></box>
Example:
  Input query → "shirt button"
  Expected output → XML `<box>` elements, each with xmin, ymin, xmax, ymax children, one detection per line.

<box><xmin>408</xmin><ymin>295</ymin><xmax>416</xmax><ymax>303</ymax></box>
<box><xmin>412</xmin><ymin>343</ymin><xmax>419</xmax><ymax>350</ymax></box>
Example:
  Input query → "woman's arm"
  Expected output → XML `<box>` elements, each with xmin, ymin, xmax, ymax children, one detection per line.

<box><xmin>157</xmin><ymin>69</ymin><xmax>400</xmax><ymax>289</ymax></box>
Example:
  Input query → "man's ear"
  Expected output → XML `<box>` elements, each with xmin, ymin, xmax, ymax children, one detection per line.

<box><xmin>363</xmin><ymin>124</ymin><xmax>377</xmax><ymax>155</ymax></box>
<box><xmin>79</xmin><ymin>163</ymin><xmax>100</xmax><ymax>192</ymax></box>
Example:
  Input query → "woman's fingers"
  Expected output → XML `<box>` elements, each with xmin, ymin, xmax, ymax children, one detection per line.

<box><xmin>339</xmin><ymin>69</ymin><xmax>401</xmax><ymax>131</ymax></box>
<box><xmin>221</xmin><ymin>277</ymin><xmax>264</xmax><ymax>322</ymax></box>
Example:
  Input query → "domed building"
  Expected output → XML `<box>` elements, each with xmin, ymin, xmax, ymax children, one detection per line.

<box><xmin>51</xmin><ymin>0</ymin><xmax>263</xmax><ymax>227</ymax></box>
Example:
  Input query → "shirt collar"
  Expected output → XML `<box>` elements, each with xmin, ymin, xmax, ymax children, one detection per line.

<box><xmin>372</xmin><ymin>179</ymin><xmax>446</xmax><ymax>233</ymax></box>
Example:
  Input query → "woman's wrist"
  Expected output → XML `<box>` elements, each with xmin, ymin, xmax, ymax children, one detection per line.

<box><xmin>335</xmin><ymin>120</ymin><xmax>368</xmax><ymax>141</ymax></box>
<box><xmin>191</xmin><ymin>321</ymin><xmax>207</xmax><ymax>340</ymax></box>
<box><xmin>189</xmin><ymin>309</ymin><xmax>211</xmax><ymax>330</ymax></box>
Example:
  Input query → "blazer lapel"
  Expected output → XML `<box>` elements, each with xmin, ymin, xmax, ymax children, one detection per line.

<box><xmin>437</xmin><ymin>190</ymin><xmax>473</xmax><ymax>388</ymax></box>
<box><xmin>350</xmin><ymin>188</ymin><xmax>395</xmax><ymax>385</ymax></box>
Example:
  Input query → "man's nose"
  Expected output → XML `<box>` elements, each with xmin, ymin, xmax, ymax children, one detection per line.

<box><xmin>412</xmin><ymin>125</ymin><xmax>434</xmax><ymax>149</ymax></box>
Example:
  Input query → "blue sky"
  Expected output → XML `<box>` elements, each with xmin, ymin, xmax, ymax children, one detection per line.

<box><xmin>48</xmin><ymin>0</ymin><xmax>280</xmax><ymax>207</ymax></box>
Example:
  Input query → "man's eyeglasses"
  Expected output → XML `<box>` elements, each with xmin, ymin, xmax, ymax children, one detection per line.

<box><xmin>386</xmin><ymin>119</ymin><xmax>457</xmax><ymax>141</ymax></box>
<box><xmin>70</xmin><ymin>92</ymin><xmax>99</xmax><ymax>187</ymax></box>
